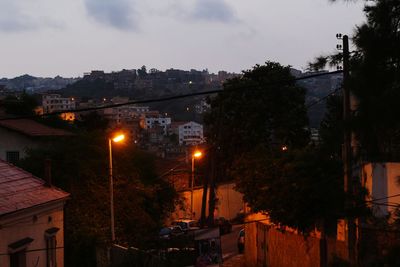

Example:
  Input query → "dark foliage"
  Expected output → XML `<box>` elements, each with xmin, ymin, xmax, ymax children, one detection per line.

<box><xmin>18</xmin><ymin>129</ymin><xmax>178</xmax><ymax>267</ymax></box>
<box><xmin>204</xmin><ymin>62</ymin><xmax>344</xmax><ymax>230</ymax></box>
<box><xmin>1</xmin><ymin>93</ymin><xmax>38</xmax><ymax>116</ymax></box>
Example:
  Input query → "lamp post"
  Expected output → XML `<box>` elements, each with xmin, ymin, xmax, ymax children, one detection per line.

<box><xmin>191</xmin><ymin>150</ymin><xmax>202</xmax><ymax>219</ymax></box>
<box><xmin>108</xmin><ymin>133</ymin><xmax>125</xmax><ymax>242</ymax></box>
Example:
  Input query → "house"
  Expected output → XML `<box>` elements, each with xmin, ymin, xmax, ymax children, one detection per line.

<box><xmin>361</xmin><ymin>162</ymin><xmax>400</xmax><ymax>218</ymax></box>
<box><xmin>42</xmin><ymin>94</ymin><xmax>76</xmax><ymax>121</ymax></box>
<box><xmin>140</xmin><ymin>114</ymin><xmax>171</xmax><ymax>135</ymax></box>
<box><xmin>0</xmin><ymin>119</ymin><xmax>72</xmax><ymax>164</ymax></box>
<box><xmin>178</xmin><ymin>121</ymin><xmax>204</xmax><ymax>145</ymax></box>
<box><xmin>0</xmin><ymin>160</ymin><xmax>69</xmax><ymax>267</ymax></box>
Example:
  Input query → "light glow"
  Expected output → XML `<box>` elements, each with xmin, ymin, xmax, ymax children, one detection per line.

<box><xmin>112</xmin><ymin>134</ymin><xmax>125</xmax><ymax>143</ymax></box>
<box><xmin>193</xmin><ymin>151</ymin><xmax>202</xmax><ymax>158</ymax></box>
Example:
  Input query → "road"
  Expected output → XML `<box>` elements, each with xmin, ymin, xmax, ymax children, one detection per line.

<box><xmin>221</xmin><ymin>224</ymin><xmax>243</xmax><ymax>260</ymax></box>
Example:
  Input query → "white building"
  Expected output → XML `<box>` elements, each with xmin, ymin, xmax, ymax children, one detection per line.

<box><xmin>178</xmin><ymin>121</ymin><xmax>204</xmax><ymax>145</ymax></box>
<box><xmin>0</xmin><ymin>160</ymin><xmax>69</xmax><ymax>267</ymax></box>
<box><xmin>42</xmin><ymin>94</ymin><xmax>76</xmax><ymax>121</ymax></box>
<box><xmin>362</xmin><ymin>162</ymin><xmax>400</xmax><ymax>218</ymax></box>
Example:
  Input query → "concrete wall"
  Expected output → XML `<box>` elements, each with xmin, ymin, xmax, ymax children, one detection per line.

<box><xmin>266</xmin><ymin>227</ymin><xmax>320</xmax><ymax>267</ymax></box>
<box><xmin>244</xmin><ymin>213</ymin><xmax>351</xmax><ymax>267</ymax></box>
<box><xmin>245</xmin><ymin>213</ymin><xmax>320</xmax><ymax>267</ymax></box>
<box><xmin>171</xmin><ymin>182</ymin><xmax>244</xmax><ymax>221</ymax></box>
<box><xmin>0</xmin><ymin>202</ymin><xmax>65</xmax><ymax>267</ymax></box>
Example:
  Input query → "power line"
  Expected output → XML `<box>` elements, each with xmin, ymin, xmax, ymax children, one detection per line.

<box><xmin>0</xmin><ymin>247</ymin><xmax>64</xmax><ymax>256</ymax></box>
<box><xmin>306</xmin><ymin>87</ymin><xmax>341</xmax><ymax>109</ymax></box>
<box><xmin>365</xmin><ymin>193</ymin><xmax>400</xmax><ymax>203</ymax></box>
<box><xmin>0</xmin><ymin>70</ymin><xmax>343</xmax><ymax>122</ymax></box>
<box><xmin>368</xmin><ymin>202</ymin><xmax>399</xmax><ymax>208</ymax></box>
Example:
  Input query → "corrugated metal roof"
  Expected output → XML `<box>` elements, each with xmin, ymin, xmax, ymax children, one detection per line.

<box><xmin>0</xmin><ymin>119</ymin><xmax>73</xmax><ymax>137</ymax></box>
<box><xmin>0</xmin><ymin>160</ymin><xmax>69</xmax><ymax>216</ymax></box>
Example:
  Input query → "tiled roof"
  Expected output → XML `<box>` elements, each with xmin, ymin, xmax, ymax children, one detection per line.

<box><xmin>0</xmin><ymin>160</ymin><xmax>69</xmax><ymax>217</ymax></box>
<box><xmin>0</xmin><ymin>119</ymin><xmax>72</xmax><ymax>137</ymax></box>
<box><xmin>170</xmin><ymin>121</ymin><xmax>186</xmax><ymax>128</ymax></box>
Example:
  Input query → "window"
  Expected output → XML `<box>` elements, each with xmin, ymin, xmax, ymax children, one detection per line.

<box><xmin>10</xmin><ymin>250</ymin><xmax>27</xmax><ymax>267</ymax></box>
<box><xmin>45</xmin><ymin>228</ymin><xmax>59</xmax><ymax>267</ymax></box>
<box><xmin>8</xmin><ymin>237</ymin><xmax>33</xmax><ymax>267</ymax></box>
<box><xmin>6</xmin><ymin>151</ymin><xmax>20</xmax><ymax>164</ymax></box>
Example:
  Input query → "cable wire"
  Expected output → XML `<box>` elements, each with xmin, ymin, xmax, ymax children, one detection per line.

<box><xmin>0</xmin><ymin>70</ymin><xmax>343</xmax><ymax>122</ymax></box>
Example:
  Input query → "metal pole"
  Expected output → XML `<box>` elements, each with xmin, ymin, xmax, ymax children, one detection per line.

<box><xmin>108</xmin><ymin>139</ymin><xmax>115</xmax><ymax>242</ymax></box>
<box><xmin>191</xmin><ymin>156</ymin><xmax>194</xmax><ymax>219</ymax></box>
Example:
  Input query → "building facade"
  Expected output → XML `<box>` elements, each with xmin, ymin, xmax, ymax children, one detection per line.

<box><xmin>178</xmin><ymin>121</ymin><xmax>204</xmax><ymax>145</ymax></box>
<box><xmin>0</xmin><ymin>119</ymin><xmax>72</xmax><ymax>163</ymax></box>
<box><xmin>140</xmin><ymin>115</ymin><xmax>171</xmax><ymax>135</ymax></box>
<box><xmin>42</xmin><ymin>94</ymin><xmax>76</xmax><ymax>121</ymax></box>
<box><xmin>0</xmin><ymin>160</ymin><xmax>69</xmax><ymax>267</ymax></box>
<box><xmin>361</xmin><ymin>162</ymin><xmax>400</xmax><ymax>218</ymax></box>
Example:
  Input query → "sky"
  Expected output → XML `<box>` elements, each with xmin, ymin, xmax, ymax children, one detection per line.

<box><xmin>0</xmin><ymin>0</ymin><xmax>366</xmax><ymax>78</ymax></box>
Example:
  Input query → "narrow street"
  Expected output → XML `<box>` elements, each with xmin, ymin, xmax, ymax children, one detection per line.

<box><xmin>221</xmin><ymin>224</ymin><xmax>244</xmax><ymax>266</ymax></box>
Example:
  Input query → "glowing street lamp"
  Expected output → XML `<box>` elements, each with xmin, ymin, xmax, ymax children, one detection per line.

<box><xmin>191</xmin><ymin>150</ymin><xmax>203</xmax><ymax>219</ymax></box>
<box><xmin>108</xmin><ymin>133</ymin><xmax>125</xmax><ymax>242</ymax></box>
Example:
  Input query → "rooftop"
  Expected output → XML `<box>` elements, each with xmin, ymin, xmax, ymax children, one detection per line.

<box><xmin>0</xmin><ymin>119</ymin><xmax>73</xmax><ymax>137</ymax></box>
<box><xmin>0</xmin><ymin>160</ymin><xmax>69</xmax><ymax>217</ymax></box>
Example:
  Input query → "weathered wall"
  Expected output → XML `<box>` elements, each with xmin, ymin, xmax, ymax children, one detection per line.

<box><xmin>170</xmin><ymin>182</ymin><xmax>244</xmax><ymax>222</ymax></box>
<box><xmin>266</xmin><ymin>227</ymin><xmax>320</xmax><ymax>267</ymax></box>
<box><xmin>244</xmin><ymin>213</ymin><xmax>268</xmax><ymax>267</ymax></box>
<box><xmin>245</xmin><ymin>213</ymin><xmax>320</xmax><ymax>267</ymax></box>
<box><xmin>244</xmin><ymin>213</ymin><xmax>352</xmax><ymax>267</ymax></box>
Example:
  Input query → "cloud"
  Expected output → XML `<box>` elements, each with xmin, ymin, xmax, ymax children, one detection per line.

<box><xmin>191</xmin><ymin>0</ymin><xmax>237</xmax><ymax>23</ymax></box>
<box><xmin>0</xmin><ymin>1</ymin><xmax>64</xmax><ymax>33</ymax></box>
<box><xmin>84</xmin><ymin>0</ymin><xmax>139</xmax><ymax>31</ymax></box>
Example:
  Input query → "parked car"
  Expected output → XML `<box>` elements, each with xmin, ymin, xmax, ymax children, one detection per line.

<box><xmin>159</xmin><ymin>225</ymin><xmax>185</xmax><ymax>240</ymax></box>
<box><xmin>171</xmin><ymin>219</ymin><xmax>200</xmax><ymax>232</ymax></box>
<box><xmin>214</xmin><ymin>217</ymin><xmax>232</xmax><ymax>235</ymax></box>
<box><xmin>237</xmin><ymin>229</ymin><xmax>245</xmax><ymax>253</ymax></box>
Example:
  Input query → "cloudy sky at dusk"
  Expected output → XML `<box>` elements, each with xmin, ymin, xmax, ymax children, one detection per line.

<box><xmin>0</xmin><ymin>0</ymin><xmax>365</xmax><ymax>78</ymax></box>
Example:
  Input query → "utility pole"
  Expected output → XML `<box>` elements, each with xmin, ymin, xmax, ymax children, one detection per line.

<box><xmin>340</xmin><ymin>34</ymin><xmax>357</xmax><ymax>265</ymax></box>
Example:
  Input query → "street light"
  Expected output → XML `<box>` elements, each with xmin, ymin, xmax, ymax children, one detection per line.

<box><xmin>108</xmin><ymin>133</ymin><xmax>125</xmax><ymax>242</ymax></box>
<box><xmin>191</xmin><ymin>150</ymin><xmax>203</xmax><ymax>219</ymax></box>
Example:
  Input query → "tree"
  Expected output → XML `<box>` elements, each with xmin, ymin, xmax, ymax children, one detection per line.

<box><xmin>19</xmin><ymin>128</ymin><xmax>178</xmax><ymax>267</ymax></box>
<box><xmin>232</xmin><ymin>146</ymin><xmax>343</xmax><ymax>231</ymax></box>
<box><xmin>311</xmin><ymin>0</ymin><xmax>400</xmax><ymax>161</ymax></box>
<box><xmin>204</xmin><ymin>62</ymin><xmax>345</xmax><ymax>230</ymax></box>
<box><xmin>1</xmin><ymin>92</ymin><xmax>38</xmax><ymax>116</ymax></box>
<box><xmin>204</xmin><ymin>61</ymin><xmax>310</xmax><ymax>180</ymax></box>
<box><xmin>137</xmin><ymin>65</ymin><xmax>147</xmax><ymax>78</ymax></box>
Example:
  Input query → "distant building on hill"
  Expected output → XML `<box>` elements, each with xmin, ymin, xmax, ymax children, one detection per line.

<box><xmin>42</xmin><ymin>93</ymin><xmax>76</xmax><ymax>121</ymax></box>
<box><xmin>178</xmin><ymin>121</ymin><xmax>204</xmax><ymax>145</ymax></box>
<box><xmin>140</xmin><ymin>114</ymin><xmax>172</xmax><ymax>135</ymax></box>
